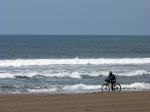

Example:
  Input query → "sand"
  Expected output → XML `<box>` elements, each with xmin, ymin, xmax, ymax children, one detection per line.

<box><xmin>0</xmin><ymin>91</ymin><xmax>150</xmax><ymax>112</ymax></box>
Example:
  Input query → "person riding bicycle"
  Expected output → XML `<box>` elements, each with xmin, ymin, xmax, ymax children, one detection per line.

<box><xmin>105</xmin><ymin>71</ymin><xmax>116</xmax><ymax>91</ymax></box>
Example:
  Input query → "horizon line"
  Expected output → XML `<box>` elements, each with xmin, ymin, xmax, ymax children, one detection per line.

<box><xmin>0</xmin><ymin>34</ymin><xmax>150</xmax><ymax>36</ymax></box>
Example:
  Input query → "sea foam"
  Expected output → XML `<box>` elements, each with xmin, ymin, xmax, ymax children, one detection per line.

<box><xmin>0</xmin><ymin>58</ymin><xmax>150</xmax><ymax>67</ymax></box>
<box><xmin>0</xmin><ymin>69</ymin><xmax>149</xmax><ymax>79</ymax></box>
<box><xmin>27</xmin><ymin>83</ymin><xmax>150</xmax><ymax>93</ymax></box>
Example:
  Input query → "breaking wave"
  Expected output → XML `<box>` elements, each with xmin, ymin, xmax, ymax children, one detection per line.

<box><xmin>27</xmin><ymin>83</ymin><xmax>150</xmax><ymax>93</ymax></box>
<box><xmin>64</xmin><ymin>83</ymin><xmax>150</xmax><ymax>91</ymax></box>
<box><xmin>0</xmin><ymin>58</ymin><xmax>150</xmax><ymax>67</ymax></box>
<box><xmin>116</xmin><ymin>70</ymin><xmax>149</xmax><ymax>76</ymax></box>
<box><xmin>0</xmin><ymin>70</ymin><xmax>149</xmax><ymax>79</ymax></box>
<box><xmin>1</xmin><ymin>83</ymin><xmax>150</xmax><ymax>93</ymax></box>
<box><xmin>122</xmin><ymin>82</ymin><xmax>150</xmax><ymax>90</ymax></box>
<box><xmin>63</xmin><ymin>84</ymin><xmax>100</xmax><ymax>91</ymax></box>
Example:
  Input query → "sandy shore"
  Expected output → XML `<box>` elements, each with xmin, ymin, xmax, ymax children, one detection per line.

<box><xmin>0</xmin><ymin>91</ymin><xmax>150</xmax><ymax>112</ymax></box>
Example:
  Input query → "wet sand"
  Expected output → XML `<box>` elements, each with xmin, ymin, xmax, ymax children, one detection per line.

<box><xmin>0</xmin><ymin>91</ymin><xmax>150</xmax><ymax>112</ymax></box>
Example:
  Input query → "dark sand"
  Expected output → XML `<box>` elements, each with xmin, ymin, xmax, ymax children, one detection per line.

<box><xmin>0</xmin><ymin>92</ymin><xmax>150</xmax><ymax>112</ymax></box>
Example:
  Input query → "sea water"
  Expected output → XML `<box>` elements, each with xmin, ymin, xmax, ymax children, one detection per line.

<box><xmin>0</xmin><ymin>35</ymin><xmax>150</xmax><ymax>93</ymax></box>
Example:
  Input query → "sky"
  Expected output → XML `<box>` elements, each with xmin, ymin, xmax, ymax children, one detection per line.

<box><xmin>0</xmin><ymin>0</ymin><xmax>150</xmax><ymax>35</ymax></box>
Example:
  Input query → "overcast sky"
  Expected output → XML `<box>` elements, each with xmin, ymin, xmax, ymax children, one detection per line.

<box><xmin>0</xmin><ymin>0</ymin><xmax>150</xmax><ymax>35</ymax></box>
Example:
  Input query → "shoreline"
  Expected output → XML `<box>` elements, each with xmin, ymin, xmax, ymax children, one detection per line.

<box><xmin>1</xmin><ymin>89</ymin><xmax>150</xmax><ymax>94</ymax></box>
<box><xmin>0</xmin><ymin>91</ymin><xmax>150</xmax><ymax>112</ymax></box>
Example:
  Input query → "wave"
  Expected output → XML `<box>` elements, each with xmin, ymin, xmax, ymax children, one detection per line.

<box><xmin>63</xmin><ymin>83</ymin><xmax>150</xmax><ymax>91</ymax></box>
<box><xmin>122</xmin><ymin>82</ymin><xmax>150</xmax><ymax>90</ymax></box>
<box><xmin>27</xmin><ymin>83</ymin><xmax>150</xmax><ymax>93</ymax></box>
<box><xmin>0</xmin><ymin>73</ymin><xmax>36</xmax><ymax>79</ymax></box>
<box><xmin>116</xmin><ymin>70</ymin><xmax>149</xmax><ymax>76</ymax></box>
<box><xmin>27</xmin><ymin>88</ymin><xmax>58</xmax><ymax>93</ymax></box>
<box><xmin>0</xmin><ymin>72</ymin><xmax>82</xmax><ymax>79</ymax></box>
<box><xmin>27</xmin><ymin>84</ymin><xmax>101</xmax><ymax>93</ymax></box>
<box><xmin>0</xmin><ymin>69</ymin><xmax>149</xmax><ymax>79</ymax></box>
<box><xmin>1</xmin><ymin>83</ymin><xmax>150</xmax><ymax>93</ymax></box>
<box><xmin>82</xmin><ymin>70</ymin><xmax>149</xmax><ymax>77</ymax></box>
<box><xmin>63</xmin><ymin>84</ymin><xmax>100</xmax><ymax>91</ymax></box>
<box><xmin>0</xmin><ymin>58</ymin><xmax>150</xmax><ymax>67</ymax></box>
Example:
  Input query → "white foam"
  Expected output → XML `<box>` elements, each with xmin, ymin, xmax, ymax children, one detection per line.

<box><xmin>63</xmin><ymin>83</ymin><xmax>150</xmax><ymax>91</ymax></box>
<box><xmin>63</xmin><ymin>84</ymin><xmax>101</xmax><ymax>91</ymax></box>
<box><xmin>23</xmin><ymin>82</ymin><xmax>150</xmax><ymax>93</ymax></box>
<box><xmin>0</xmin><ymin>72</ymin><xmax>37</xmax><ymax>78</ymax></box>
<box><xmin>27</xmin><ymin>84</ymin><xmax>101</xmax><ymax>93</ymax></box>
<box><xmin>44</xmin><ymin>72</ymin><xmax>82</xmax><ymax>79</ymax></box>
<box><xmin>27</xmin><ymin>83</ymin><xmax>150</xmax><ymax>93</ymax></box>
<box><xmin>0</xmin><ymin>58</ymin><xmax>150</xmax><ymax>67</ymax></box>
<box><xmin>122</xmin><ymin>82</ymin><xmax>150</xmax><ymax>90</ymax></box>
<box><xmin>63</xmin><ymin>82</ymin><xmax>150</xmax><ymax>91</ymax></box>
<box><xmin>117</xmin><ymin>70</ymin><xmax>149</xmax><ymax>76</ymax></box>
<box><xmin>28</xmin><ymin>88</ymin><xmax>58</xmax><ymax>93</ymax></box>
<box><xmin>0</xmin><ymin>73</ymin><xmax>15</xmax><ymax>78</ymax></box>
<box><xmin>0</xmin><ymin>71</ymin><xmax>83</xmax><ymax>79</ymax></box>
<box><xmin>0</xmin><ymin>69</ymin><xmax>149</xmax><ymax>79</ymax></box>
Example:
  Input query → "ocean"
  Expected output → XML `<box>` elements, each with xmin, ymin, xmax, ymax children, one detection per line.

<box><xmin>0</xmin><ymin>35</ymin><xmax>150</xmax><ymax>93</ymax></box>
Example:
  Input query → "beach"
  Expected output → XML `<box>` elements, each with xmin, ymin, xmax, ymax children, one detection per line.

<box><xmin>0</xmin><ymin>91</ymin><xmax>150</xmax><ymax>112</ymax></box>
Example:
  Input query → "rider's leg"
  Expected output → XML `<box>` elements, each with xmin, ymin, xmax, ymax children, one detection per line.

<box><xmin>111</xmin><ymin>82</ymin><xmax>113</xmax><ymax>91</ymax></box>
<box><xmin>111</xmin><ymin>82</ymin><xmax>115</xmax><ymax>91</ymax></box>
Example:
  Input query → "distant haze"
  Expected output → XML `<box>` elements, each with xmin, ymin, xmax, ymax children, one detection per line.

<box><xmin>0</xmin><ymin>0</ymin><xmax>150</xmax><ymax>35</ymax></box>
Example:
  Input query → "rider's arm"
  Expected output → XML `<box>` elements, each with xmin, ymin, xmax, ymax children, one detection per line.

<box><xmin>106</xmin><ymin>75</ymin><xmax>111</xmax><ymax>81</ymax></box>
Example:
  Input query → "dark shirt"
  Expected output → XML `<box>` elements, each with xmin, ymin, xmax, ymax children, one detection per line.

<box><xmin>107</xmin><ymin>73</ymin><xmax>116</xmax><ymax>82</ymax></box>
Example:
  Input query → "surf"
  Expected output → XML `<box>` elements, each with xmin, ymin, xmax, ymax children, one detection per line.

<box><xmin>0</xmin><ymin>69</ymin><xmax>149</xmax><ymax>79</ymax></box>
<box><xmin>1</xmin><ymin>58</ymin><xmax>150</xmax><ymax>67</ymax></box>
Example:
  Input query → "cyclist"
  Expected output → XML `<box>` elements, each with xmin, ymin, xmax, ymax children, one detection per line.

<box><xmin>105</xmin><ymin>71</ymin><xmax>116</xmax><ymax>91</ymax></box>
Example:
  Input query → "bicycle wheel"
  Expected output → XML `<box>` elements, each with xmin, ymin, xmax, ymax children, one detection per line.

<box><xmin>102</xmin><ymin>84</ymin><xmax>110</xmax><ymax>92</ymax></box>
<box><xmin>113</xmin><ymin>83</ymin><xmax>121</xmax><ymax>92</ymax></box>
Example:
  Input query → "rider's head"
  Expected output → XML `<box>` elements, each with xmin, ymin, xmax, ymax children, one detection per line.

<box><xmin>109</xmin><ymin>71</ymin><xmax>112</xmax><ymax>76</ymax></box>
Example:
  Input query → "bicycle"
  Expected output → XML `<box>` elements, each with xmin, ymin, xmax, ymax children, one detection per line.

<box><xmin>101</xmin><ymin>81</ymin><xmax>121</xmax><ymax>92</ymax></box>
